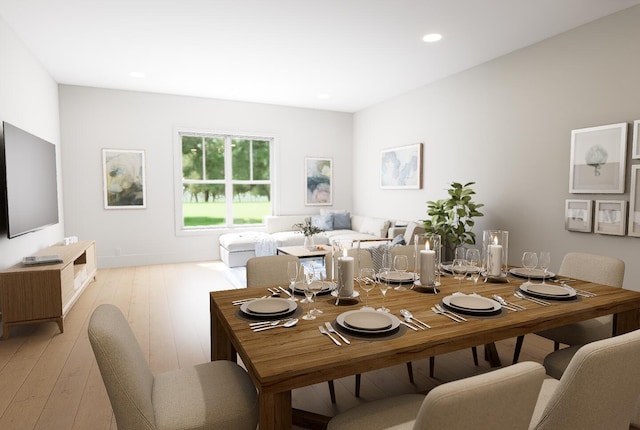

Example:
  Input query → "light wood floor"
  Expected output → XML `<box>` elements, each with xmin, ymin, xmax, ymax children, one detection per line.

<box><xmin>0</xmin><ymin>261</ymin><xmax>555</xmax><ymax>430</ymax></box>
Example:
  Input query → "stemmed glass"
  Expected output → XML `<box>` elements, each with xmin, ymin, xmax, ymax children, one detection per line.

<box><xmin>539</xmin><ymin>251</ymin><xmax>551</xmax><ymax>284</ymax></box>
<box><xmin>466</xmin><ymin>249</ymin><xmax>481</xmax><ymax>285</ymax></box>
<box><xmin>393</xmin><ymin>255</ymin><xmax>409</xmax><ymax>291</ymax></box>
<box><xmin>287</xmin><ymin>261</ymin><xmax>299</xmax><ymax>301</ymax></box>
<box><xmin>311</xmin><ymin>272</ymin><xmax>324</xmax><ymax>315</ymax></box>
<box><xmin>451</xmin><ymin>258</ymin><xmax>468</xmax><ymax>287</ymax></box>
<box><xmin>302</xmin><ymin>265</ymin><xmax>316</xmax><ymax>320</ymax></box>
<box><xmin>522</xmin><ymin>252</ymin><xmax>538</xmax><ymax>286</ymax></box>
<box><xmin>377</xmin><ymin>268</ymin><xmax>390</xmax><ymax>312</ymax></box>
<box><xmin>359</xmin><ymin>268</ymin><xmax>377</xmax><ymax>309</ymax></box>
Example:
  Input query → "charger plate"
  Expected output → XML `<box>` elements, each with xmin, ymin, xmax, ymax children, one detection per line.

<box><xmin>240</xmin><ymin>298</ymin><xmax>297</xmax><ymax>317</ymax></box>
<box><xmin>337</xmin><ymin>310</ymin><xmax>400</xmax><ymax>335</ymax></box>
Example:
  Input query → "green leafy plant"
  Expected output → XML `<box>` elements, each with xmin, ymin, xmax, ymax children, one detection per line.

<box><xmin>423</xmin><ymin>182</ymin><xmax>484</xmax><ymax>259</ymax></box>
<box><xmin>293</xmin><ymin>219</ymin><xmax>323</xmax><ymax>237</ymax></box>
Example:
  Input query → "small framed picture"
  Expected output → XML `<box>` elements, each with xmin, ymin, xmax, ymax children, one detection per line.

<box><xmin>380</xmin><ymin>143</ymin><xmax>423</xmax><ymax>189</ymax></box>
<box><xmin>594</xmin><ymin>200</ymin><xmax>627</xmax><ymax>236</ymax></box>
<box><xmin>632</xmin><ymin>120</ymin><xmax>640</xmax><ymax>159</ymax></box>
<box><xmin>305</xmin><ymin>157</ymin><xmax>332</xmax><ymax>206</ymax></box>
<box><xmin>628</xmin><ymin>165</ymin><xmax>640</xmax><ymax>237</ymax></box>
<box><xmin>102</xmin><ymin>149</ymin><xmax>146</xmax><ymax>209</ymax></box>
<box><xmin>565</xmin><ymin>199</ymin><xmax>593</xmax><ymax>232</ymax></box>
<box><xmin>569</xmin><ymin>123</ymin><xmax>627</xmax><ymax>193</ymax></box>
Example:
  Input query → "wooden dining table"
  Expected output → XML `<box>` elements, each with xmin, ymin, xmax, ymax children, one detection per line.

<box><xmin>210</xmin><ymin>274</ymin><xmax>640</xmax><ymax>430</ymax></box>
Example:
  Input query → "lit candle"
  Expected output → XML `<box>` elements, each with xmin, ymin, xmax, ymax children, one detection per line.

<box><xmin>420</xmin><ymin>240</ymin><xmax>436</xmax><ymax>286</ymax></box>
<box><xmin>488</xmin><ymin>235</ymin><xmax>503</xmax><ymax>277</ymax></box>
<box><xmin>338</xmin><ymin>250</ymin><xmax>354</xmax><ymax>296</ymax></box>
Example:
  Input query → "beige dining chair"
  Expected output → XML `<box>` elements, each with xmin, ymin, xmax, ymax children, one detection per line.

<box><xmin>88</xmin><ymin>304</ymin><xmax>259</xmax><ymax>430</ymax></box>
<box><xmin>245</xmin><ymin>254</ymin><xmax>300</xmax><ymax>288</ymax></box>
<box><xmin>327</xmin><ymin>361</ymin><xmax>545</xmax><ymax>430</ymax></box>
<box><xmin>512</xmin><ymin>252</ymin><xmax>625</xmax><ymax>363</ymax></box>
<box><xmin>325</xmin><ymin>247</ymin><xmax>374</xmax><ymax>279</ymax></box>
<box><xmin>530</xmin><ymin>328</ymin><xmax>640</xmax><ymax>429</ymax></box>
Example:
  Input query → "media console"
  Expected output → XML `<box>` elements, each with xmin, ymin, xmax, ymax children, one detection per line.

<box><xmin>0</xmin><ymin>240</ymin><xmax>96</xmax><ymax>339</ymax></box>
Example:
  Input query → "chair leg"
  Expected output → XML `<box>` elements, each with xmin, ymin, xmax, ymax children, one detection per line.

<box><xmin>472</xmin><ymin>346</ymin><xmax>479</xmax><ymax>366</ymax></box>
<box><xmin>429</xmin><ymin>356</ymin><xmax>435</xmax><ymax>378</ymax></box>
<box><xmin>406</xmin><ymin>362</ymin><xmax>414</xmax><ymax>383</ymax></box>
<box><xmin>328</xmin><ymin>380</ymin><xmax>336</xmax><ymax>403</ymax></box>
<box><xmin>512</xmin><ymin>335</ymin><xmax>524</xmax><ymax>364</ymax></box>
<box><xmin>554</xmin><ymin>341</ymin><xmax>560</xmax><ymax>351</ymax></box>
<box><xmin>355</xmin><ymin>374</ymin><xmax>361</xmax><ymax>397</ymax></box>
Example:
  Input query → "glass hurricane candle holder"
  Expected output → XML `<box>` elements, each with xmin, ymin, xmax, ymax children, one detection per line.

<box><xmin>482</xmin><ymin>230</ymin><xmax>509</xmax><ymax>280</ymax></box>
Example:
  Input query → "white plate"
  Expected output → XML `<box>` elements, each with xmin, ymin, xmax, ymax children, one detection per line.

<box><xmin>509</xmin><ymin>268</ymin><xmax>555</xmax><ymax>279</ymax></box>
<box><xmin>331</xmin><ymin>290</ymin><xmax>360</xmax><ymax>298</ymax></box>
<box><xmin>241</xmin><ymin>298</ymin><xmax>297</xmax><ymax>316</ymax></box>
<box><xmin>337</xmin><ymin>310</ymin><xmax>400</xmax><ymax>334</ymax></box>
<box><xmin>442</xmin><ymin>294</ymin><xmax>501</xmax><ymax>313</ymax></box>
<box><xmin>380</xmin><ymin>271</ymin><xmax>416</xmax><ymax>283</ymax></box>
<box><xmin>520</xmin><ymin>283</ymin><xmax>576</xmax><ymax>299</ymax></box>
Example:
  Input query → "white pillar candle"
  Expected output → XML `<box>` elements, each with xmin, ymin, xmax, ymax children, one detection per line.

<box><xmin>488</xmin><ymin>244</ymin><xmax>503</xmax><ymax>276</ymax></box>
<box><xmin>338</xmin><ymin>255</ymin><xmax>354</xmax><ymax>296</ymax></box>
<box><xmin>420</xmin><ymin>249</ymin><xmax>435</xmax><ymax>286</ymax></box>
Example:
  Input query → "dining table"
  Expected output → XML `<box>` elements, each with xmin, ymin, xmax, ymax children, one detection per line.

<box><xmin>210</xmin><ymin>272</ymin><xmax>640</xmax><ymax>430</ymax></box>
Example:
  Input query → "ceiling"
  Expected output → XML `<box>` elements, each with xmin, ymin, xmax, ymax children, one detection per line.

<box><xmin>1</xmin><ymin>0</ymin><xmax>639</xmax><ymax>113</ymax></box>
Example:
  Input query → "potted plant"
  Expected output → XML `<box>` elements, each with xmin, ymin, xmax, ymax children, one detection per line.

<box><xmin>422</xmin><ymin>181</ymin><xmax>484</xmax><ymax>261</ymax></box>
<box><xmin>293</xmin><ymin>218</ymin><xmax>324</xmax><ymax>250</ymax></box>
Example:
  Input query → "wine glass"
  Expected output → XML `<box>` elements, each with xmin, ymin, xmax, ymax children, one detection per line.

<box><xmin>311</xmin><ymin>272</ymin><xmax>324</xmax><ymax>315</ymax></box>
<box><xmin>287</xmin><ymin>261</ymin><xmax>299</xmax><ymax>301</ymax></box>
<box><xmin>466</xmin><ymin>248</ymin><xmax>481</xmax><ymax>285</ymax></box>
<box><xmin>522</xmin><ymin>252</ymin><xmax>538</xmax><ymax>285</ymax></box>
<box><xmin>377</xmin><ymin>268</ymin><xmax>390</xmax><ymax>312</ymax></box>
<box><xmin>359</xmin><ymin>268</ymin><xmax>376</xmax><ymax>309</ymax></box>
<box><xmin>451</xmin><ymin>258</ymin><xmax>468</xmax><ymax>287</ymax></box>
<box><xmin>393</xmin><ymin>254</ymin><xmax>409</xmax><ymax>291</ymax></box>
<box><xmin>539</xmin><ymin>251</ymin><xmax>551</xmax><ymax>284</ymax></box>
<box><xmin>302</xmin><ymin>265</ymin><xmax>316</xmax><ymax>320</ymax></box>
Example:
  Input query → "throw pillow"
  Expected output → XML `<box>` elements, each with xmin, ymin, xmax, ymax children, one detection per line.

<box><xmin>403</xmin><ymin>221</ymin><xmax>425</xmax><ymax>245</ymax></box>
<box><xmin>311</xmin><ymin>214</ymin><xmax>333</xmax><ymax>231</ymax></box>
<box><xmin>391</xmin><ymin>234</ymin><xmax>406</xmax><ymax>246</ymax></box>
<box><xmin>332</xmin><ymin>212</ymin><xmax>351</xmax><ymax>230</ymax></box>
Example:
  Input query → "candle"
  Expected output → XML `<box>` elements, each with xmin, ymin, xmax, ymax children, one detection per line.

<box><xmin>488</xmin><ymin>236</ymin><xmax>503</xmax><ymax>276</ymax></box>
<box><xmin>420</xmin><ymin>249</ymin><xmax>436</xmax><ymax>286</ymax></box>
<box><xmin>338</xmin><ymin>253</ymin><xmax>354</xmax><ymax>297</ymax></box>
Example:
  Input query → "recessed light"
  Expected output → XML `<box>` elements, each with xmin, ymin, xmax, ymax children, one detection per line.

<box><xmin>129</xmin><ymin>71</ymin><xmax>146</xmax><ymax>78</ymax></box>
<box><xmin>422</xmin><ymin>33</ymin><xmax>442</xmax><ymax>43</ymax></box>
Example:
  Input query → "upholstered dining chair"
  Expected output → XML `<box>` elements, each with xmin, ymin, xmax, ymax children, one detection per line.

<box><xmin>325</xmin><ymin>247</ymin><xmax>374</xmax><ymax>279</ymax></box>
<box><xmin>530</xmin><ymin>328</ymin><xmax>640</xmax><ymax>429</ymax></box>
<box><xmin>245</xmin><ymin>254</ymin><xmax>300</xmax><ymax>288</ymax></box>
<box><xmin>512</xmin><ymin>252</ymin><xmax>624</xmax><ymax>363</ymax></box>
<box><xmin>88</xmin><ymin>304</ymin><xmax>258</xmax><ymax>430</ymax></box>
<box><xmin>327</xmin><ymin>361</ymin><xmax>545</xmax><ymax>430</ymax></box>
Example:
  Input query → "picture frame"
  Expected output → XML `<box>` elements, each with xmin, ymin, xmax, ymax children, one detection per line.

<box><xmin>594</xmin><ymin>200</ymin><xmax>627</xmax><ymax>236</ymax></box>
<box><xmin>102</xmin><ymin>149</ymin><xmax>146</xmax><ymax>209</ymax></box>
<box><xmin>632</xmin><ymin>120</ymin><xmax>640</xmax><ymax>159</ymax></box>
<box><xmin>565</xmin><ymin>199</ymin><xmax>593</xmax><ymax>232</ymax></box>
<box><xmin>305</xmin><ymin>157</ymin><xmax>332</xmax><ymax>206</ymax></box>
<box><xmin>628</xmin><ymin>165</ymin><xmax>640</xmax><ymax>237</ymax></box>
<box><xmin>380</xmin><ymin>143</ymin><xmax>423</xmax><ymax>189</ymax></box>
<box><xmin>569</xmin><ymin>123</ymin><xmax>627</xmax><ymax>194</ymax></box>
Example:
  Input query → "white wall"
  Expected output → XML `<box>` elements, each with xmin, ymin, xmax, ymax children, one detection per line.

<box><xmin>353</xmin><ymin>6</ymin><xmax>640</xmax><ymax>290</ymax></box>
<box><xmin>0</xmin><ymin>17</ymin><xmax>63</xmax><ymax>269</ymax></box>
<box><xmin>59</xmin><ymin>86</ymin><xmax>353</xmax><ymax>267</ymax></box>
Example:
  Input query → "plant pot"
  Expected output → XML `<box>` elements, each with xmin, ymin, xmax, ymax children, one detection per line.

<box><xmin>303</xmin><ymin>235</ymin><xmax>315</xmax><ymax>250</ymax></box>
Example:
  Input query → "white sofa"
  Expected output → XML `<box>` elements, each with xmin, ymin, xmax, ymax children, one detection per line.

<box><xmin>219</xmin><ymin>213</ymin><xmax>396</xmax><ymax>267</ymax></box>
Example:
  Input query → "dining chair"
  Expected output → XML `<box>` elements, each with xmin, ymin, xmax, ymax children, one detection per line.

<box><xmin>325</xmin><ymin>247</ymin><xmax>374</xmax><ymax>278</ymax></box>
<box><xmin>512</xmin><ymin>252</ymin><xmax>625</xmax><ymax>363</ymax></box>
<box><xmin>88</xmin><ymin>304</ymin><xmax>259</xmax><ymax>430</ymax></box>
<box><xmin>245</xmin><ymin>254</ymin><xmax>300</xmax><ymax>288</ymax></box>
<box><xmin>530</xmin><ymin>328</ymin><xmax>640</xmax><ymax>429</ymax></box>
<box><xmin>327</xmin><ymin>361</ymin><xmax>545</xmax><ymax>430</ymax></box>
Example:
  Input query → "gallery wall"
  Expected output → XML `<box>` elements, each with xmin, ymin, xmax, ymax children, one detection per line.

<box><xmin>59</xmin><ymin>86</ymin><xmax>353</xmax><ymax>267</ymax></box>
<box><xmin>0</xmin><ymin>17</ymin><xmax>63</xmax><ymax>269</ymax></box>
<box><xmin>352</xmin><ymin>5</ymin><xmax>640</xmax><ymax>290</ymax></box>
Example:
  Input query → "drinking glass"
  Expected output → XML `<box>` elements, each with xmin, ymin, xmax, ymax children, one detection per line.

<box><xmin>466</xmin><ymin>248</ymin><xmax>481</xmax><ymax>285</ymax></box>
<box><xmin>311</xmin><ymin>272</ymin><xmax>324</xmax><ymax>315</ymax></box>
<box><xmin>393</xmin><ymin>254</ymin><xmax>409</xmax><ymax>291</ymax></box>
<box><xmin>302</xmin><ymin>265</ymin><xmax>316</xmax><ymax>320</ymax></box>
<box><xmin>539</xmin><ymin>251</ymin><xmax>551</xmax><ymax>284</ymax></box>
<box><xmin>359</xmin><ymin>268</ymin><xmax>377</xmax><ymax>309</ymax></box>
<box><xmin>451</xmin><ymin>258</ymin><xmax>468</xmax><ymax>287</ymax></box>
<box><xmin>377</xmin><ymin>268</ymin><xmax>390</xmax><ymax>312</ymax></box>
<box><xmin>287</xmin><ymin>261</ymin><xmax>299</xmax><ymax>301</ymax></box>
<box><xmin>522</xmin><ymin>252</ymin><xmax>538</xmax><ymax>285</ymax></box>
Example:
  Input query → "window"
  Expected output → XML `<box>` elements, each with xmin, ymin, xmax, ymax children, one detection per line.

<box><xmin>178</xmin><ymin>131</ymin><xmax>273</xmax><ymax>229</ymax></box>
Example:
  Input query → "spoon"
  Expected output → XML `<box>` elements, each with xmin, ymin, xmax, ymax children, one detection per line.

<box><xmin>400</xmin><ymin>309</ymin><xmax>431</xmax><ymax>329</ymax></box>
<box><xmin>253</xmin><ymin>318</ymin><xmax>298</xmax><ymax>332</ymax></box>
<box><xmin>491</xmin><ymin>295</ymin><xmax>520</xmax><ymax>311</ymax></box>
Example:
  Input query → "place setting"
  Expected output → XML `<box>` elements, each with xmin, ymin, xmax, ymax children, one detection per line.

<box><xmin>236</xmin><ymin>296</ymin><xmax>301</xmax><ymax>322</ymax></box>
<box><xmin>438</xmin><ymin>292</ymin><xmax>504</xmax><ymax>318</ymax></box>
<box><xmin>333</xmin><ymin>309</ymin><xmax>404</xmax><ymax>339</ymax></box>
<box><xmin>512</xmin><ymin>251</ymin><xmax>579</xmax><ymax>302</ymax></box>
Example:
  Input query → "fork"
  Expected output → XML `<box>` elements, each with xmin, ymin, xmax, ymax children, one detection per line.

<box><xmin>431</xmin><ymin>306</ymin><xmax>462</xmax><ymax>323</ymax></box>
<box><xmin>325</xmin><ymin>322</ymin><xmax>350</xmax><ymax>345</ymax></box>
<box><xmin>435</xmin><ymin>304</ymin><xmax>467</xmax><ymax>322</ymax></box>
<box><xmin>318</xmin><ymin>326</ymin><xmax>341</xmax><ymax>346</ymax></box>
<box><xmin>514</xmin><ymin>291</ymin><xmax>551</xmax><ymax>306</ymax></box>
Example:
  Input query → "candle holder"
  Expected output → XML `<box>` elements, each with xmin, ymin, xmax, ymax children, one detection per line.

<box><xmin>333</xmin><ymin>240</ymin><xmax>356</xmax><ymax>300</ymax></box>
<box><xmin>482</xmin><ymin>230</ymin><xmax>509</xmax><ymax>282</ymax></box>
<box><xmin>415</xmin><ymin>233</ymin><xmax>440</xmax><ymax>290</ymax></box>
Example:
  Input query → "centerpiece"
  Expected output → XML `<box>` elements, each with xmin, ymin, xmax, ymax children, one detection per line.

<box><xmin>293</xmin><ymin>219</ymin><xmax>324</xmax><ymax>250</ymax></box>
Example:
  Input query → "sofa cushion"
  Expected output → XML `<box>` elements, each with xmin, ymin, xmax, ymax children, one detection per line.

<box><xmin>264</xmin><ymin>215</ymin><xmax>308</xmax><ymax>234</ymax></box>
<box><xmin>354</xmin><ymin>216</ymin><xmax>391</xmax><ymax>237</ymax></box>
<box><xmin>311</xmin><ymin>214</ymin><xmax>333</xmax><ymax>231</ymax></box>
<box><xmin>219</xmin><ymin>232</ymin><xmax>271</xmax><ymax>252</ymax></box>
<box><xmin>332</xmin><ymin>212</ymin><xmax>352</xmax><ymax>230</ymax></box>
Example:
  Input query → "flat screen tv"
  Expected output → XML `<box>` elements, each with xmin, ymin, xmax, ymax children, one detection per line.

<box><xmin>1</xmin><ymin>121</ymin><xmax>59</xmax><ymax>238</ymax></box>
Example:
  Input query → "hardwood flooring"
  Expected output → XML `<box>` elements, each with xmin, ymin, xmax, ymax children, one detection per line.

<box><xmin>0</xmin><ymin>261</ymin><xmax>554</xmax><ymax>429</ymax></box>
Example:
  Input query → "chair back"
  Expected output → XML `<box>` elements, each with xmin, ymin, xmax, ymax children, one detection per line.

<box><xmin>532</xmin><ymin>329</ymin><xmax>640</xmax><ymax>430</ymax></box>
<box><xmin>558</xmin><ymin>252</ymin><xmax>624</xmax><ymax>287</ymax></box>
<box><xmin>88</xmin><ymin>304</ymin><xmax>157</xmax><ymax>430</ymax></box>
<box><xmin>246</xmin><ymin>254</ymin><xmax>299</xmax><ymax>288</ymax></box>
<box><xmin>413</xmin><ymin>361</ymin><xmax>545</xmax><ymax>430</ymax></box>
<box><xmin>325</xmin><ymin>248</ymin><xmax>374</xmax><ymax>278</ymax></box>
<box><xmin>391</xmin><ymin>245</ymin><xmax>417</xmax><ymax>271</ymax></box>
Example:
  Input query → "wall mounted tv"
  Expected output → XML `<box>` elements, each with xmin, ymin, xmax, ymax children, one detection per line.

<box><xmin>1</xmin><ymin>121</ymin><xmax>59</xmax><ymax>238</ymax></box>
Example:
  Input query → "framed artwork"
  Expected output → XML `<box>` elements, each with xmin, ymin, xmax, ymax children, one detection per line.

<box><xmin>628</xmin><ymin>165</ymin><xmax>640</xmax><ymax>237</ymax></box>
<box><xmin>565</xmin><ymin>199</ymin><xmax>593</xmax><ymax>232</ymax></box>
<box><xmin>380</xmin><ymin>143</ymin><xmax>423</xmax><ymax>189</ymax></box>
<box><xmin>102</xmin><ymin>149</ymin><xmax>146</xmax><ymax>209</ymax></box>
<box><xmin>594</xmin><ymin>200</ymin><xmax>627</xmax><ymax>236</ymax></box>
<box><xmin>305</xmin><ymin>157</ymin><xmax>332</xmax><ymax>206</ymax></box>
<box><xmin>633</xmin><ymin>120</ymin><xmax>640</xmax><ymax>159</ymax></box>
<box><xmin>569</xmin><ymin>123</ymin><xmax>627</xmax><ymax>194</ymax></box>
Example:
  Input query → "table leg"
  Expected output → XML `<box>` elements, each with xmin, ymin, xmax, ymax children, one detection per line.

<box><xmin>613</xmin><ymin>309</ymin><xmax>640</xmax><ymax>335</ymax></box>
<box><xmin>259</xmin><ymin>390</ymin><xmax>292</xmax><ymax>430</ymax></box>
<box><xmin>210</xmin><ymin>296</ymin><xmax>233</xmax><ymax>361</ymax></box>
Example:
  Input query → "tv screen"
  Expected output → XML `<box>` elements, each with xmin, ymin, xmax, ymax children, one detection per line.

<box><xmin>1</xmin><ymin>121</ymin><xmax>59</xmax><ymax>238</ymax></box>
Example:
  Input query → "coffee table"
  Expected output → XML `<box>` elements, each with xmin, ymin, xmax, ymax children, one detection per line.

<box><xmin>276</xmin><ymin>245</ymin><xmax>330</xmax><ymax>259</ymax></box>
